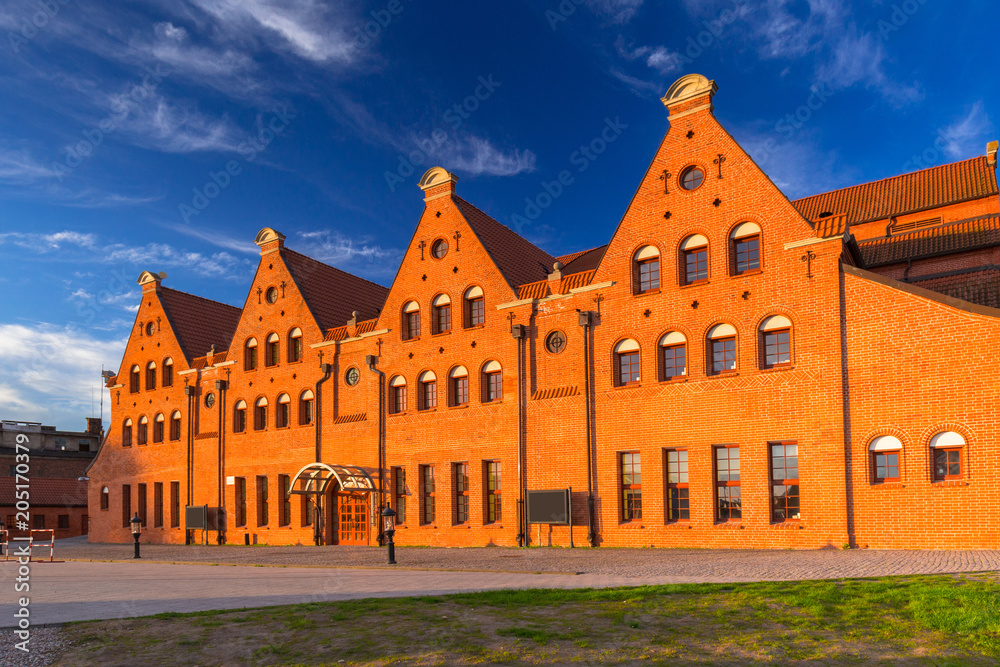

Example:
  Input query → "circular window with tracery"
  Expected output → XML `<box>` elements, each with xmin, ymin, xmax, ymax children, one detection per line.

<box><xmin>204</xmin><ymin>392</ymin><xmax>215</xmax><ymax>408</ymax></box>
<box><xmin>145</xmin><ymin>322</ymin><xmax>155</xmax><ymax>336</ymax></box>
<box><xmin>545</xmin><ymin>330</ymin><xmax>567</xmax><ymax>355</ymax></box>
<box><xmin>345</xmin><ymin>367</ymin><xmax>360</xmax><ymax>386</ymax></box>
<box><xmin>432</xmin><ymin>239</ymin><xmax>448</xmax><ymax>259</ymax></box>
<box><xmin>679</xmin><ymin>166</ymin><xmax>705</xmax><ymax>191</ymax></box>
<box><xmin>265</xmin><ymin>286</ymin><xmax>278</xmax><ymax>303</ymax></box>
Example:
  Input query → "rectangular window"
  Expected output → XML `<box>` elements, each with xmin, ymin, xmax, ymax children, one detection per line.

<box><xmin>122</xmin><ymin>485</ymin><xmax>132</xmax><ymax>527</ymax></box>
<box><xmin>454</xmin><ymin>463</ymin><xmax>469</xmax><ymax>524</ymax></box>
<box><xmin>58</xmin><ymin>514</ymin><xmax>70</xmax><ymax>530</ymax></box>
<box><xmin>279</xmin><ymin>474</ymin><xmax>291</xmax><ymax>526</ymax></box>
<box><xmin>873</xmin><ymin>451</ymin><xmax>900</xmax><ymax>483</ymax></box>
<box><xmin>934</xmin><ymin>449</ymin><xmax>962</xmax><ymax>480</ymax></box>
<box><xmin>146</xmin><ymin>366</ymin><xmax>156</xmax><ymax>390</ymax></box>
<box><xmin>662</xmin><ymin>345</ymin><xmax>686</xmax><ymax>380</ymax></box>
<box><xmin>246</xmin><ymin>345</ymin><xmax>258</xmax><ymax>370</ymax></box>
<box><xmin>452</xmin><ymin>376</ymin><xmax>469</xmax><ymax>406</ymax></box>
<box><xmin>130</xmin><ymin>371</ymin><xmax>140</xmax><ymax>393</ymax></box>
<box><xmin>715</xmin><ymin>446</ymin><xmax>741</xmax><ymax>521</ymax></box>
<box><xmin>266</xmin><ymin>340</ymin><xmax>279</xmax><ymax>366</ymax></box>
<box><xmin>303</xmin><ymin>494</ymin><xmax>314</xmax><ymax>527</ymax></box>
<box><xmin>421</xmin><ymin>381</ymin><xmax>437</xmax><ymax>410</ymax></box>
<box><xmin>711</xmin><ymin>337</ymin><xmax>737</xmax><ymax>374</ymax></box>
<box><xmin>735</xmin><ymin>236</ymin><xmax>760</xmax><ymax>274</ymax></box>
<box><xmin>153</xmin><ymin>482</ymin><xmax>163</xmax><ymax>528</ymax></box>
<box><xmin>153</xmin><ymin>419</ymin><xmax>163</xmax><ymax>443</ymax></box>
<box><xmin>468</xmin><ymin>297</ymin><xmax>485</xmax><ymax>326</ymax></box>
<box><xmin>257</xmin><ymin>476</ymin><xmax>269</xmax><ymax>526</ymax></box>
<box><xmin>235</xmin><ymin>477</ymin><xmax>247</xmax><ymax>527</ymax></box>
<box><xmin>393</xmin><ymin>467</ymin><xmax>406</xmax><ymax>524</ymax></box>
<box><xmin>486</xmin><ymin>372</ymin><xmax>502</xmax><ymax>402</ymax></box>
<box><xmin>170</xmin><ymin>415</ymin><xmax>182</xmax><ymax>441</ymax></box>
<box><xmin>137</xmin><ymin>483</ymin><xmax>147</xmax><ymax>527</ymax></box>
<box><xmin>300</xmin><ymin>398</ymin><xmax>313</xmax><ymax>425</ymax></box>
<box><xmin>665</xmin><ymin>449</ymin><xmax>689</xmax><ymax>522</ymax></box>
<box><xmin>234</xmin><ymin>407</ymin><xmax>246</xmax><ymax>433</ymax></box>
<box><xmin>170</xmin><ymin>481</ymin><xmax>180</xmax><ymax>528</ymax></box>
<box><xmin>392</xmin><ymin>385</ymin><xmax>407</xmax><ymax>413</ymax></box>
<box><xmin>618</xmin><ymin>352</ymin><xmax>640</xmax><ymax>385</ymax></box>
<box><xmin>486</xmin><ymin>461</ymin><xmax>501</xmax><ymax>523</ymax></box>
<box><xmin>290</xmin><ymin>337</ymin><xmax>303</xmax><ymax>362</ymax></box>
<box><xmin>770</xmin><ymin>442</ymin><xmax>800</xmax><ymax>521</ymax></box>
<box><xmin>435</xmin><ymin>304</ymin><xmax>452</xmax><ymax>333</ymax></box>
<box><xmin>406</xmin><ymin>312</ymin><xmax>420</xmax><ymax>339</ymax></box>
<box><xmin>33</xmin><ymin>514</ymin><xmax>45</xmax><ymax>529</ymax></box>
<box><xmin>123</xmin><ymin>424</ymin><xmax>132</xmax><ymax>447</ymax></box>
<box><xmin>764</xmin><ymin>330</ymin><xmax>791</xmax><ymax>367</ymax></box>
<box><xmin>638</xmin><ymin>258</ymin><xmax>660</xmax><ymax>292</ymax></box>
<box><xmin>620</xmin><ymin>452</ymin><xmax>642</xmax><ymax>521</ymax></box>
<box><xmin>255</xmin><ymin>404</ymin><xmax>267</xmax><ymax>430</ymax></box>
<box><xmin>684</xmin><ymin>247</ymin><xmax>708</xmax><ymax>284</ymax></box>
<box><xmin>137</xmin><ymin>422</ymin><xmax>148</xmax><ymax>445</ymax></box>
<box><xmin>421</xmin><ymin>465</ymin><xmax>435</xmax><ymax>524</ymax></box>
<box><xmin>163</xmin><ymin>364</ymin><xmax>173</xmax><ymax>387</ymax></box>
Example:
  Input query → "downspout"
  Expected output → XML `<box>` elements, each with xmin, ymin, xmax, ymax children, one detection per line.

<box><xmin>184</xmin><ymin>381</ymin><xmax>195</xmax><ymax>545</ymax></box>
<box><xmin>366</xmin><ymin>354</ymin><xmax>386</xmax><ymax>546</ymax></box>
<box><xmin>315</xmin><ymin>360</ymin><xmax>333</xmax><ymax>546</ymax></box>
<box><xmin>215</xmin><ymin>378</ymin><xmax>227</xmax><ymax>544</ymax></box>
<box><xmin>580</xmin><ymin>312</ymin><xmax>595</xmax><ymax>547</ymax></box>
<box><xmin>511</xmin><ymin>322</ymin><xmax>527</xmax><ymax>547</ymax></box>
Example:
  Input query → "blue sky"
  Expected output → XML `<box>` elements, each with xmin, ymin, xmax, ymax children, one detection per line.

<box><xmin>0</xmin><ymin>0</ymin><xmax>996</xmax><ymax>430</ymax></box>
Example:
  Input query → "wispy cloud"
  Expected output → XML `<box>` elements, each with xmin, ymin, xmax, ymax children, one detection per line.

<box><xmin>615</xmin><ymin>37</ymin><xmax>684</xmax><ymax>75</ymax></box>
<box><xmin>434</xmin><ymin>136</ymin><xmax>537</xmax><ymax>177</ymax></box>
<box><xmin>295</xmin><ymin>230</ymin><xmax>398</xmax><ymax>264</ymax></box>
<box><xmin>103</xmin><ymin>242</ymin><xmax>252</xmax><ymax>278</ymax></box>
<box><xmin>0</xmin><ymin>231</ymin><xmax>97</xmax><ymax>252</ymax></box>
<box><xmin>0</xmin><ymin>146</ymin><xmax>62</xmax><ymax>183</ymax></box>
<box><xmin>164</xmin><ymin>222</ymin><xmax>260</xmax><ymax>255</ymax></box>
<box><xmin>109</xmin><ymin>90</ymin><xmax>243</xmax><ymax>154</ymax></box>
<box><xmin>585</xmin><ymin>0</ymin><xmax>645</xmax><ymax>24</ymax></box>
<box><xmin>939</xmin><ymin>101</ymin><xmax>994</xmax><ymax>160</ymax></box>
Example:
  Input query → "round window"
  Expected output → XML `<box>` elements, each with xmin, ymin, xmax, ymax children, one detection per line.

<box><xmin>265</xmin><ymin>287</ymin><xmax>279</xmax><ymax>303</ymax></box>
<box><xmin>545</xmin><ymin>330</ymin><xmax>567</xmax><ymax>354</ymax></box>
<box><xmin>679</xmin><ymin>166</ymin><xmax>705</xmax><ymax>191</ymax></box>
<box><xmin>145</xmin><ymin>322</ymin><xmax>155</xmax><ymax>336</ymax></box>
<box><xmin>431</xmin><ymin>239</ymin><xmax>448</xmax><ymax>259</ymax></box>
<box><xmin>345</xmin><ymin>367</ymin><xmax>360</xmax><ymax>386</ymax></box>
<box><xmin>204</xmin><ymin>392</ymin><xmax>215</xmax><ymax>408</ymax></box>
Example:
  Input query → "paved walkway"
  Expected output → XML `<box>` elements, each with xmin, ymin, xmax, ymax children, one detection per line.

<box><xmin>1</xmin><ymin>542</ymin><xmax>999</xmax><ymax>627</ymax></box>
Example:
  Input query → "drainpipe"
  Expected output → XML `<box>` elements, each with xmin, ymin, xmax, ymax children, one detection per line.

<box><xmin>366</xmin><ymin>354</ymin><xmax>387</xmax><ymax>546</ymax></box>
<box><xmin>511</xmin><ymin>322</ymin><xmax>527</xmax><ymax>546</ymax></box>
<box><xmin>578</xmin><ymin>310</ymin><xmax>598</xmax><ymax>547</ymax></box>
<box><xmin>314</xmin><ymin>361</ymin><xmax>333</xmax><ymax>546</ymax></box>
<box><xmin>215</xmin><ymin>378</ymin><xmax>227</xmax><ymax>544</ymax></box>
<box><xmin>184</xmin><ymin>382</ymin><xmax>195</xmax><ymax>545</ymax></box>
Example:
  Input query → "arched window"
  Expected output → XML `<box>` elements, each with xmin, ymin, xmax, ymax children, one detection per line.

<box><xmin>482</xmin><ymin>361</ymin><xmax>502</xmax><ymax>403</ymax></box>
<box><xmin>254</xmin><ymin>397</ymin><xmax>268</xmax><ymax>431</ymax></box>
<box><xmin>634</xmin><ymin>246</ymin><xmax>660</xmax><ymax>293</ymax></box>
<box><xmin>615</xmin><ymin>339</ymin><xmax>641</xmax><ymax>386</ymax></box>
<box><xmin>153</xmin><ymin>413</ymin><xmax>165</xmax><ymax>443</ymax></box>
<box><xmin>233</xmin><ymin>401</ymin><xmax>247</xmax><ymax>433</ymax></box>
<box><xmin>760</xmin><ymin>316</ymin><xmax>792</xmax><ymax>368</ymax></box>
<box><xmin>730</xmin><ymin>222</ymin><xmax>761</xmax><ymax>275</ymax></box>
<box><xmin>390</xmin><ymin>376</ymin><xmax>407</xmax><ymax>414</ymax></box>
<box><xmin>659</xmin><ymin>332</ymin><xmax>687</xmax><ymax>380</ymax></box>
<box><xmin>245</xmin><ymin>338</ymin><xmax>258</xmax><ymax>371</ymax></box>
<box><xmin>449</xmin><ymin>366</ymin><xmax>469</xmax><ymax>406</ymax></box>
<box><xmin>680</xmin><ymin>234</ymin><xmax>709</xmax><ymax>285</ymax></box>
<box><xmin>402</xmin><ymin>301</ymin><xmax>420</xmax><ymax>340</ymax></box>
<box><xmin>130</xmin><ymin>365</ymin><xmax>141</xmax><ymax>393</ymax></box>
<box><xmin>276</xmin><ymin>393</ymin><xmax>291</xmax><ymax>428</ymax></box>
<box><xmin>432</xmin><ymin>294</ymin><xmax>452</xmax><ymax>334</ymax></box>
<box><xmin>869</xmin><ymin>436</ymin><xmax>902</xmax><ymax>483</ymax></box>
<box><xmin>162</xmin><ymin>357</ymin><xmax>174</xmax><ymax>387</ymax></box>
<box><xmin>707</xmin><ymin>324</ymin><xmax>737</xmax><ymax>375</ymax></box>
<box><xmin>418</xmin><ymin>371</ymin><xmax>437</xmax><ymax>410</ymax></box>
<box><xmin>265</xmin><ymin>333</ymin><xmax>280</xmax><ymax>367</ymax></box>
<box><xmin>170</xmin><ymin>410</ymin><xmax>182</xmax><ymax>441</ymax></box>
<box><xmin>930</xmin><ymin>431</ymin><xmax>965</xmax><ymax>481</ymax></box>
<box><xmin>145</xmin><ymin>361</ymin><xmax>157</xmax><ymax>390</ymax></box>
<box><xmin>299</xmin><ymin>390</ymin><xmax>314</xmax><ymax>425</ymax></box>
<box><xmin>100</xmin><ymin>486</ymin><xmax>110</xmax><ymax>510</ymax></box>
<box><xmin>122</xmin><ymin>418</ymin><xmax>133</xmax><ymax>447</ymax></box>
<box><xmin>465</xmin><ymin>286</ymin><xmax>485</xmax><ymax>327</ymax></box>
<box><xmin>288</xmin><ymin>327</ymin><xmax>303</xmax><ymax>363</ymax></box>
<box><xmin>137</xmin><ymin>416</ymin><xmax>149</xmax><ymax>445</ymax></box>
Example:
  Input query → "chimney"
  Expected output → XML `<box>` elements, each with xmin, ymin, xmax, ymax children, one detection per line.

<box><xmin>418</xmin><ymin>166</ymin><xmax>459</xmax><ymax>203</ymax></box>
<box><xmin>86</xmin><ymin>417</ymin><xmax>102</xmax><ymax>436</ymax></box>
<box><xmin>988</xmin><ymin>141</ymin><xmax>998</xmax><ymax>169</ymax></box>
<box><xmin>661</xmin><ymin>73</ymin><xmax>718</xmax><ymax>121</ymax></box>
<box><xmin>136</xmin><ymin>270</ymin><xmax>167</xmax><ymax>293</ymax></box>
<box><xmin>254</xmin><ymin>227</ymin><xmax>286</xmax><ymax>255</ymax></box>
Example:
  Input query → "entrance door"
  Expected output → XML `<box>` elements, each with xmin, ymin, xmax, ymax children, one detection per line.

<box><xmin>336</xmin><ymin>493</ymin><xmax>369</xmax><ymax>545</ymax></box>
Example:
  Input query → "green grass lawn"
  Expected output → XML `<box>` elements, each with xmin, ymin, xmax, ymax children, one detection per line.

<box><xmin>54</xmin><ymin>573</ymin><xmax>1000</xmax><ymax>665</ymax></box>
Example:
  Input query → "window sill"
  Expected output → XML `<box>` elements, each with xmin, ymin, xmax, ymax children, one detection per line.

<box><xmin>448</xmin><ymin>404</ymin><xmax>469</xmax><ymax>410</ymax></box>
<box><xmin>665</xmin><ymin>521</ymin><xmax>692</xmax><ymax>528</ymax></box>
<box><xmin>730</xmin><ymin>269</ymin><xmax>762</xmax><ymax>278</ymax></box>
<box><xmin>451</xmin><ymin>524</ymin><xmax>472</xmax><ymax>529</ymax></box>
<box><xmin>679</xmin><ymin>280</ymin><xmax>709</xmax><ymax>289</ymax></box>
<box><xmin>482</xmin><ymin>399</ymin><xmax>503</xmax><ymax>405</ymax></box>
<box><xmin>770</xmin><ymin>521</ymin><xmax>803</xmax><ymax>529</ymax></box>
<box><xmin>418</xmin><ymin>524</ymin><xmax>439</xmax><ymax>529</ymax></box>
<box><xmin>431</xmin><ymin>331</ymin><xmax>452</xmax><ymax>337</ymax></box>
<box><xmin>402</xmin><ymin>337</ymin><xmax>421</xmax><ymax>343</ymax></box>
<box><xmin>760</xmin><ymin>365</ymin><xmax>794</xmax><ymax>374</ymax></box>
<box><xmin>713</xmin><ymin>522</ymin><xmax>744</xmax><ymax>529</ymax></box>
<box><xmin>464</xmin><ymin>324</ymin><xmax>485</xmax><ymax>331</ymax></box>
<box><xmin>483</xmin><ymin>523</ymin><xmax>504</xmax><ymax>529</ymax></box>
<box><xmin>619</xmin><ymin>522</ymin><xmax>645</xmax><ymax>529</ymax></box>
<box><xmin>614</xmin><ymin>383</ymin><xmax>643</xmax><ymax>390</ymax></box>
<box><xmin>388</xmin><ymin>412</ymin><xmax>408</xmax><ymax>418</ymax></box>
<box><xmin>931</xmin><ymin>480</ymin><xmax>968</xmax><ymax>488</ymax></box>
<box><xmin>417</xmin><ymin>408</ymin><xmax>438</xmax><ymax>414</ymax></box>
<box><xmin>634</xmin><ymin>288</ymin><xmax>661</xmax><ymax>297</ymax></box>
<box><xmin>660</xmin><ymin>376</ymin><xmax>688</xmax><ymax>384</ymax></box>
<box><xmin>708</xmin><ymin>371</ymin><xmax>739</xmax><ymax>379</ymax></box>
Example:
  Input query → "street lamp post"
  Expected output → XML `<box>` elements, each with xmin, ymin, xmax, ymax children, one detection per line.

<box><xmin>381</xmin><ymin>505</ymin><xmax>396</xmax><ymax>565</ymax></box>
<box><xmin>0</xmin><ymin>518</ymin><xmax>6</xmax><ymax>557</ymax></box>
<box><xmin>130</xmin><ymin>513</ymin><xmax>142</xmax><ymax>559</ymax></box>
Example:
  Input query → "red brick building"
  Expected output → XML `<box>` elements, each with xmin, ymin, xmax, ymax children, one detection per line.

<box><xmin>88</xmin><ymin>74</ymin><xmax>1000</xmax><ymax>550</ymax></box>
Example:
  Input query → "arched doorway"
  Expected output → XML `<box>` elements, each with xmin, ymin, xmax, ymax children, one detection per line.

<box><xmin>289</xmin><ymin>463</ymin><xmax>377</xmax><ymax>546</ymax></box>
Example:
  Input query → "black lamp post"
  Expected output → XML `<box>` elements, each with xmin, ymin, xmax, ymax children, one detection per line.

<box><xmin>381</xmin><ymin>505</ymin><xmax>396</xmax><ymax>565</ymax></box>
<box><xmin>130</xmin><ymin>513</ymin><xmax>142</xmax><ymax>559</ymax></box>
<box><xmin>0</xmin><ymin>518</ymin><xmax>5</xmax><ymax>557</ymax></box>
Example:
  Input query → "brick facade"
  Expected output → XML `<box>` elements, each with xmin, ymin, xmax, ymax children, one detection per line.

<box><xmin>88</xmin><ymin>74</ymin><xmax>1000</xmax><ymax>549</ymax></box>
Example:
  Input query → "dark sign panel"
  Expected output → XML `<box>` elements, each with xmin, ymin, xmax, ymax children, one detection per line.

<box><xmin>526</xmin><ymin>489</ymin><xmax>569</xmax><ymax>525</ymax></box>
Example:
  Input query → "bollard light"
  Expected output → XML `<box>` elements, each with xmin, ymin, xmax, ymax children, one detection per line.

<box><xmin>130</xmin><ymin>512</ymin><xmax>142</xmax><ymax>559</ymax></box>
<box><xmin>381</xmin><ymin>505</ymin><xmax>397</xmax><ymax>565</ymax></box>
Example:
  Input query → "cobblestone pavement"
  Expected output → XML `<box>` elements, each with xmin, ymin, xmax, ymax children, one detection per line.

<box><xmin>53</xmin><ymin>537</ymin><xmax>1000</xmax><ymax>580</ymax></box>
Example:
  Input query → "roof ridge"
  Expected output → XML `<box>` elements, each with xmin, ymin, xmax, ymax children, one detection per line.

<box><xmin>159</xmin><ymin>286</ymin><xmax>241</xmax><ymax>311</ymax></box>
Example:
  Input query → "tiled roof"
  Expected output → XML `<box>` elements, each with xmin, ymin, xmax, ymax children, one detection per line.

<box><xmin>557</xmin><ymin>245</ymin><xmax>608</xmax><ymax>274</ymax></box>
<box><xmin>517</xmin><ymin>270</ymin><xmax>597</xmax><ymax>300</ymax></box>
<box><xmin>0</xmin><ymin>477</ymin><xmax>87</xmax><ymax>506</ymax></box>
<box><xmin>190</xmin><ymin>350</ymin><xmax>229</xmax><ymax>369</ymax></box>
<box><xmin>910</xmin><ymin>268</ymin><xmax>1000</xmax><ymax>310</ymax></box>
<box><xmin>453</xmin><ymin>197</ymin><xmax>556</xmax><ymax>291</ymax></box>
<box><xmin>858</xmin><ymin>215</ymin><xmax>1000</xmax><ymax>267</ymax></box>
<box><xmin>159</xmin><ymin>287</ymin><xmax>242</xmax><ymax>364</ymax></box>
<box><xmin>283</xmin><ymin>249</ymin><xmax>389</xmax><ymax>331</ymax></box>
<box><xmin>531</xmin><ymin>385</ymin><xmax>580</xmax><ymax>400</ymax></box>
<box><xmin>322</xmin><ymin>317</ymin><xmax>380</xmax><ymax>342</ymax></box>
<box><xmin>792</xmin><ymin>156</ymin><xmax>998</xmax><ymax>226</ymax></box>
<box><xmin>813</xmin><ymin>213</ymin><xmax>848</xmax><ymax>238</ymax></box>
<box><xmin>334</xmin><ymin>413</ymin><xmax>367</xmax><ymax>424</ymax></box>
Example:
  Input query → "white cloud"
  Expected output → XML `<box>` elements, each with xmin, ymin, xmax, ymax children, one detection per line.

<box><xmin>109</xmin><ymin>91</ymin><xmax>243</xmax><ymax>154</ymax></box>
<box><xmin>434</xmin><ymin>136</ymin><xmax>537</xmax><ymax>177</ymax></box>
<box><xmin>615</xmin><ymin>37</ymin><xmax>684</xmax><ymax>75</ymax></box>
<box><xmin>103</xmin><ymin>242</ymin><xmax>252</xmax><ymax>278</ymax></box>
<box><xmin>296</xmin><ymin>230</ymin><xmax>397</xmax><ymax>265</ymax></box>
<box><xmin>0</xmin><ymin>147</ymin><xmax>62</xmax><ymax>182</ymax></box>
<box><xmin>817</xmin><ymin>29</ymin><xmax>922</xmax><ymax>105</ymax></box>
<box><xmin>0</xmin><ymin>230</ymin><xmax>97</xmax><ymax>252</ymax></box>
<box><xmin>939</xmin><ymin>101</ymin><xmax>994</xmax><ymax>160</ymax></box>
<box><xmin>608</xmin><ymin>69</ymin><xmax>661</xmax><ymax>97</ymax></box>
<box><xmin>585</xmin><ymin>0</ymin><xmax>644</xmax><ymax>24</ymax></box>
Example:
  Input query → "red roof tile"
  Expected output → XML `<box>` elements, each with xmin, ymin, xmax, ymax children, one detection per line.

<box><xmin>0</xmin><ymin>478</ymin><xmax>87</xmax><ymax>506</ymax></box>
<box><xmin>557</xmin><ymin>245</ymin><xmax>608</xmax><ymax>274</ymax></box>
<box><xmin>858</xmin><ymin>215</ymin><xmax>1000</xmax><ymax>267</ymax></box>
<box><xmin>531</xmin><ymin>385</ymin><xmax>580</xmax><ymax>400</ymax></box>
<box><xmin>516</xmin><ymin>270</ymin><xmax>597</xmax><ymax>300</ymax></box>
<box><xmin>322</xmin><ymin>317</ymin><xmax>380</xmax><ymax>342</ymax></box>
<box><xmin>792</xmin><ymin>156</ymin><xmax>998</xmax><ymax>226</ymax></box>
<box><xmin>453</xmin><ymin>197</ymin><xmax>556</xmax><ymax>291</ymax></box>
<box><xmin>910</xmin><ymin>268</ymin><xmax>1000</xmax><ymax>310</ymax></box>
<box><xmin>190</xmin><ymin>350</ymin><xmax>229</xmax><ymax>369</ymax></box>
<box><xmin>159</xmin><ymin>287</ymin><xmax>242</xmax><ymax>364</ymax></box>
<box><xmin>283</xmin><ymin>249</ymin><xmax>389</xmax><ymax>331</ymax></box>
